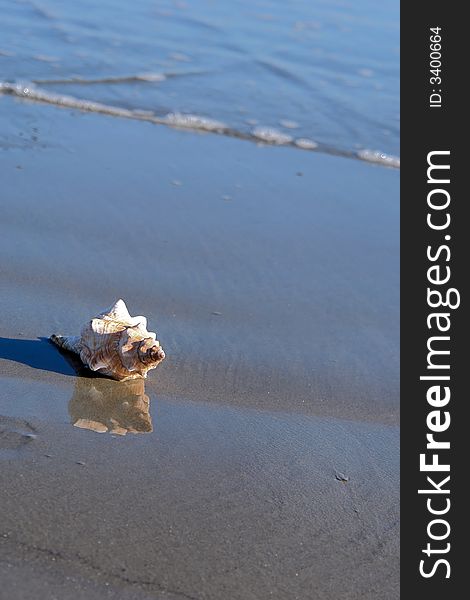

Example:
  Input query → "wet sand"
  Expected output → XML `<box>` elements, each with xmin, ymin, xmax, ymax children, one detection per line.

<box><xmin>0</xmin><ymin>97</ymin><xmax>399</xmax><ymax>599</ymax></box>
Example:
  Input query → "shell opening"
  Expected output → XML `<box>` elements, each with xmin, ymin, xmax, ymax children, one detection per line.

<box><xmin>138</xmin><ymin>339</ymin><xmax>165</xmax><ymax>365</ymax></box>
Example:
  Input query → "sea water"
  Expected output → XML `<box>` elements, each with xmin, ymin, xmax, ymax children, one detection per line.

<box><xmin>0</xmin><ymin>0</ymin><xmax>399</xmax><ymax>165</ymax></box>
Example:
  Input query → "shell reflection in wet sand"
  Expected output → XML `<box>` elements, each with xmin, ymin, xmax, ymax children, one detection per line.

<box><xmin>68</xmin><ymin>377</ymin><xmax>152</xmax><ymax>435</ymax></box>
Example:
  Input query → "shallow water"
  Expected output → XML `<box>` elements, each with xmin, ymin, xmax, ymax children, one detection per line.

<box><xmin>0</xmin><ymin>0</ymin><xmax>399</xmax><ymax>164</ymax></box>
<box><xmin>0</xmin><ymin>71</ymin><xmax>399</xmax><ymax>598</ymax></box>
<box><xmin>0</xmin><ymin>97</ymin><xmax>399</xmax><ymax>423</ymax></box>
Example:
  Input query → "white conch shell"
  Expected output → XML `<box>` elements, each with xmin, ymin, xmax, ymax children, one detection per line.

<box><xmin>50</xmin><ymin>299</ymin><xmax>166</xmax><ymax>381</ymax></box>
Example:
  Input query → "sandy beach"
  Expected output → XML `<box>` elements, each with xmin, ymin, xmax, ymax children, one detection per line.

<box><xmin>0</xmin><ymin>94</ymin><xmax>399</xmax><ymax>599</ymax></box>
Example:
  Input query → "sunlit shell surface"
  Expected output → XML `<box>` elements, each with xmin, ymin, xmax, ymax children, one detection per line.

<box><xmin>50</xmin><ymin>299</ymin><xmax>165</xmax><ymax>381</ymax></box>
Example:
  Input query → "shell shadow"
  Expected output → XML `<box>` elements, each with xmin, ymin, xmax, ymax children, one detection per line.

<box><xmin>0</xmin><ymin>336</ymin><xmax>78</xmax><ymax>376</ymax></box>
<box><xmin>0</xmin><ymin>337</ymin><xmax>153</xmax><ymax>435</ymax></box>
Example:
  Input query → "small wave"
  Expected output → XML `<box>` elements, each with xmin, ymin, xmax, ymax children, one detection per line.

<box><xmin>279</xmin><ymin>119</ymin><xmax>300</xmax><ymax>130</ymax></box>
<box><xmin>33</xmin><ymin>54</ymin><xmax>59</xmax><ymax>63</ymax></box>
<box><xmin>356</xmin><ymin>149</ymin><xmax>400</xmax><ymax>168</ymax></box>
<box><xmin>1</xmin><ymin>82</ymin><xmax>139</xmax><ymax>118</ymax></box>
<box><xmin>255</xmin><ymin>59</ymin><xmax>307</xmax><ymax>88</ymax></box>
<box><xmin>31</xmin><ymin>69</ymin><xmax>212</xmax><ymax>86</ymax></box>
<box><xmin>163</xmin><ymin>112</ymin><xmax>227</xmax><ymax>132</ymax></box>
<box><xmin>0</xmin><ymin>81</ymin><xmax>231</xmax><ymax>134</ymax></box>
<box><xmin>252</xmin><ymin>126</ymin><xmax>293</xmax><ymax>145</ymax></box>
<box><xmin>295</xmin><ymin>138</ymin><xmax>318</xmax><ymax>150</ymax></box>
<box><xmin>0</xmin><ymin>81</ymin><xmax>399</xmax><ymax>168</ymax></box>
<box><xmin>32</xmin><ymin>73</ymin><xmax>167</xmax><ymax>85</ymax></box>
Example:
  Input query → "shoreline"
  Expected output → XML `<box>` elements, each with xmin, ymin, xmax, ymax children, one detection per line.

<box><xmin>0</xmin><ymin>83</ymin><xmax>400</xmax><ymax>169</ymax></box>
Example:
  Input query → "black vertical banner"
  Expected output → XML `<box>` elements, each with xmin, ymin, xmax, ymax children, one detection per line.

<box><xmin>401</xmin><ymin>3</ymin><xmax>465</xmax><ymax>597</ymax></box>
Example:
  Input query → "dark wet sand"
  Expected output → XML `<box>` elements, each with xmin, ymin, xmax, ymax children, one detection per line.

<box><xmin>0</xmin><ymin>97</ymin><xmax>399</xmax><ymax>599</ymax></box>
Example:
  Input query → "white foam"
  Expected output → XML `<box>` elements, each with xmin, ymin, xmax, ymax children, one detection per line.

<box><xmin>357</xmin><ymin>149</ymin><xmax>400</xmax><ymax>168</ymax></box>
<box><xmin>294</xmin><ymin>138</ymin><xmax>318</xmax><ymax>150</ymax></box>
<box><xmin>252</xmin><ymin>126</ymin><xmax>293</xmax><ymax>145</ymax></box>
<box><xmin>163</xmin><ymin>112</ymin><xmax>226</xmax><ymax>132</ymax></box>
<box><xmin>0</xmin><ymin>82</ymin><xmax>228</xmax><ymax>135</ymax></box>
<box><xmin>0</xmin><ymin>82</ymin><xmax>136</xmax><ymax>118</ymax></box>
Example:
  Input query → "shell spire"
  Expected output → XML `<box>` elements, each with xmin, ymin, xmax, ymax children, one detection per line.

<box><xmin>50</xmin><ymin>299</ymin><xmax>166</xmax><ymax>381</ymax></box>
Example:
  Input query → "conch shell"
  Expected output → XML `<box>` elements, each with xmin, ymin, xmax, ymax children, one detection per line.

<box><xmin>50</xmin><ymin>299</ymin><xmax>165</xmax><ymax>381</ymax></box>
